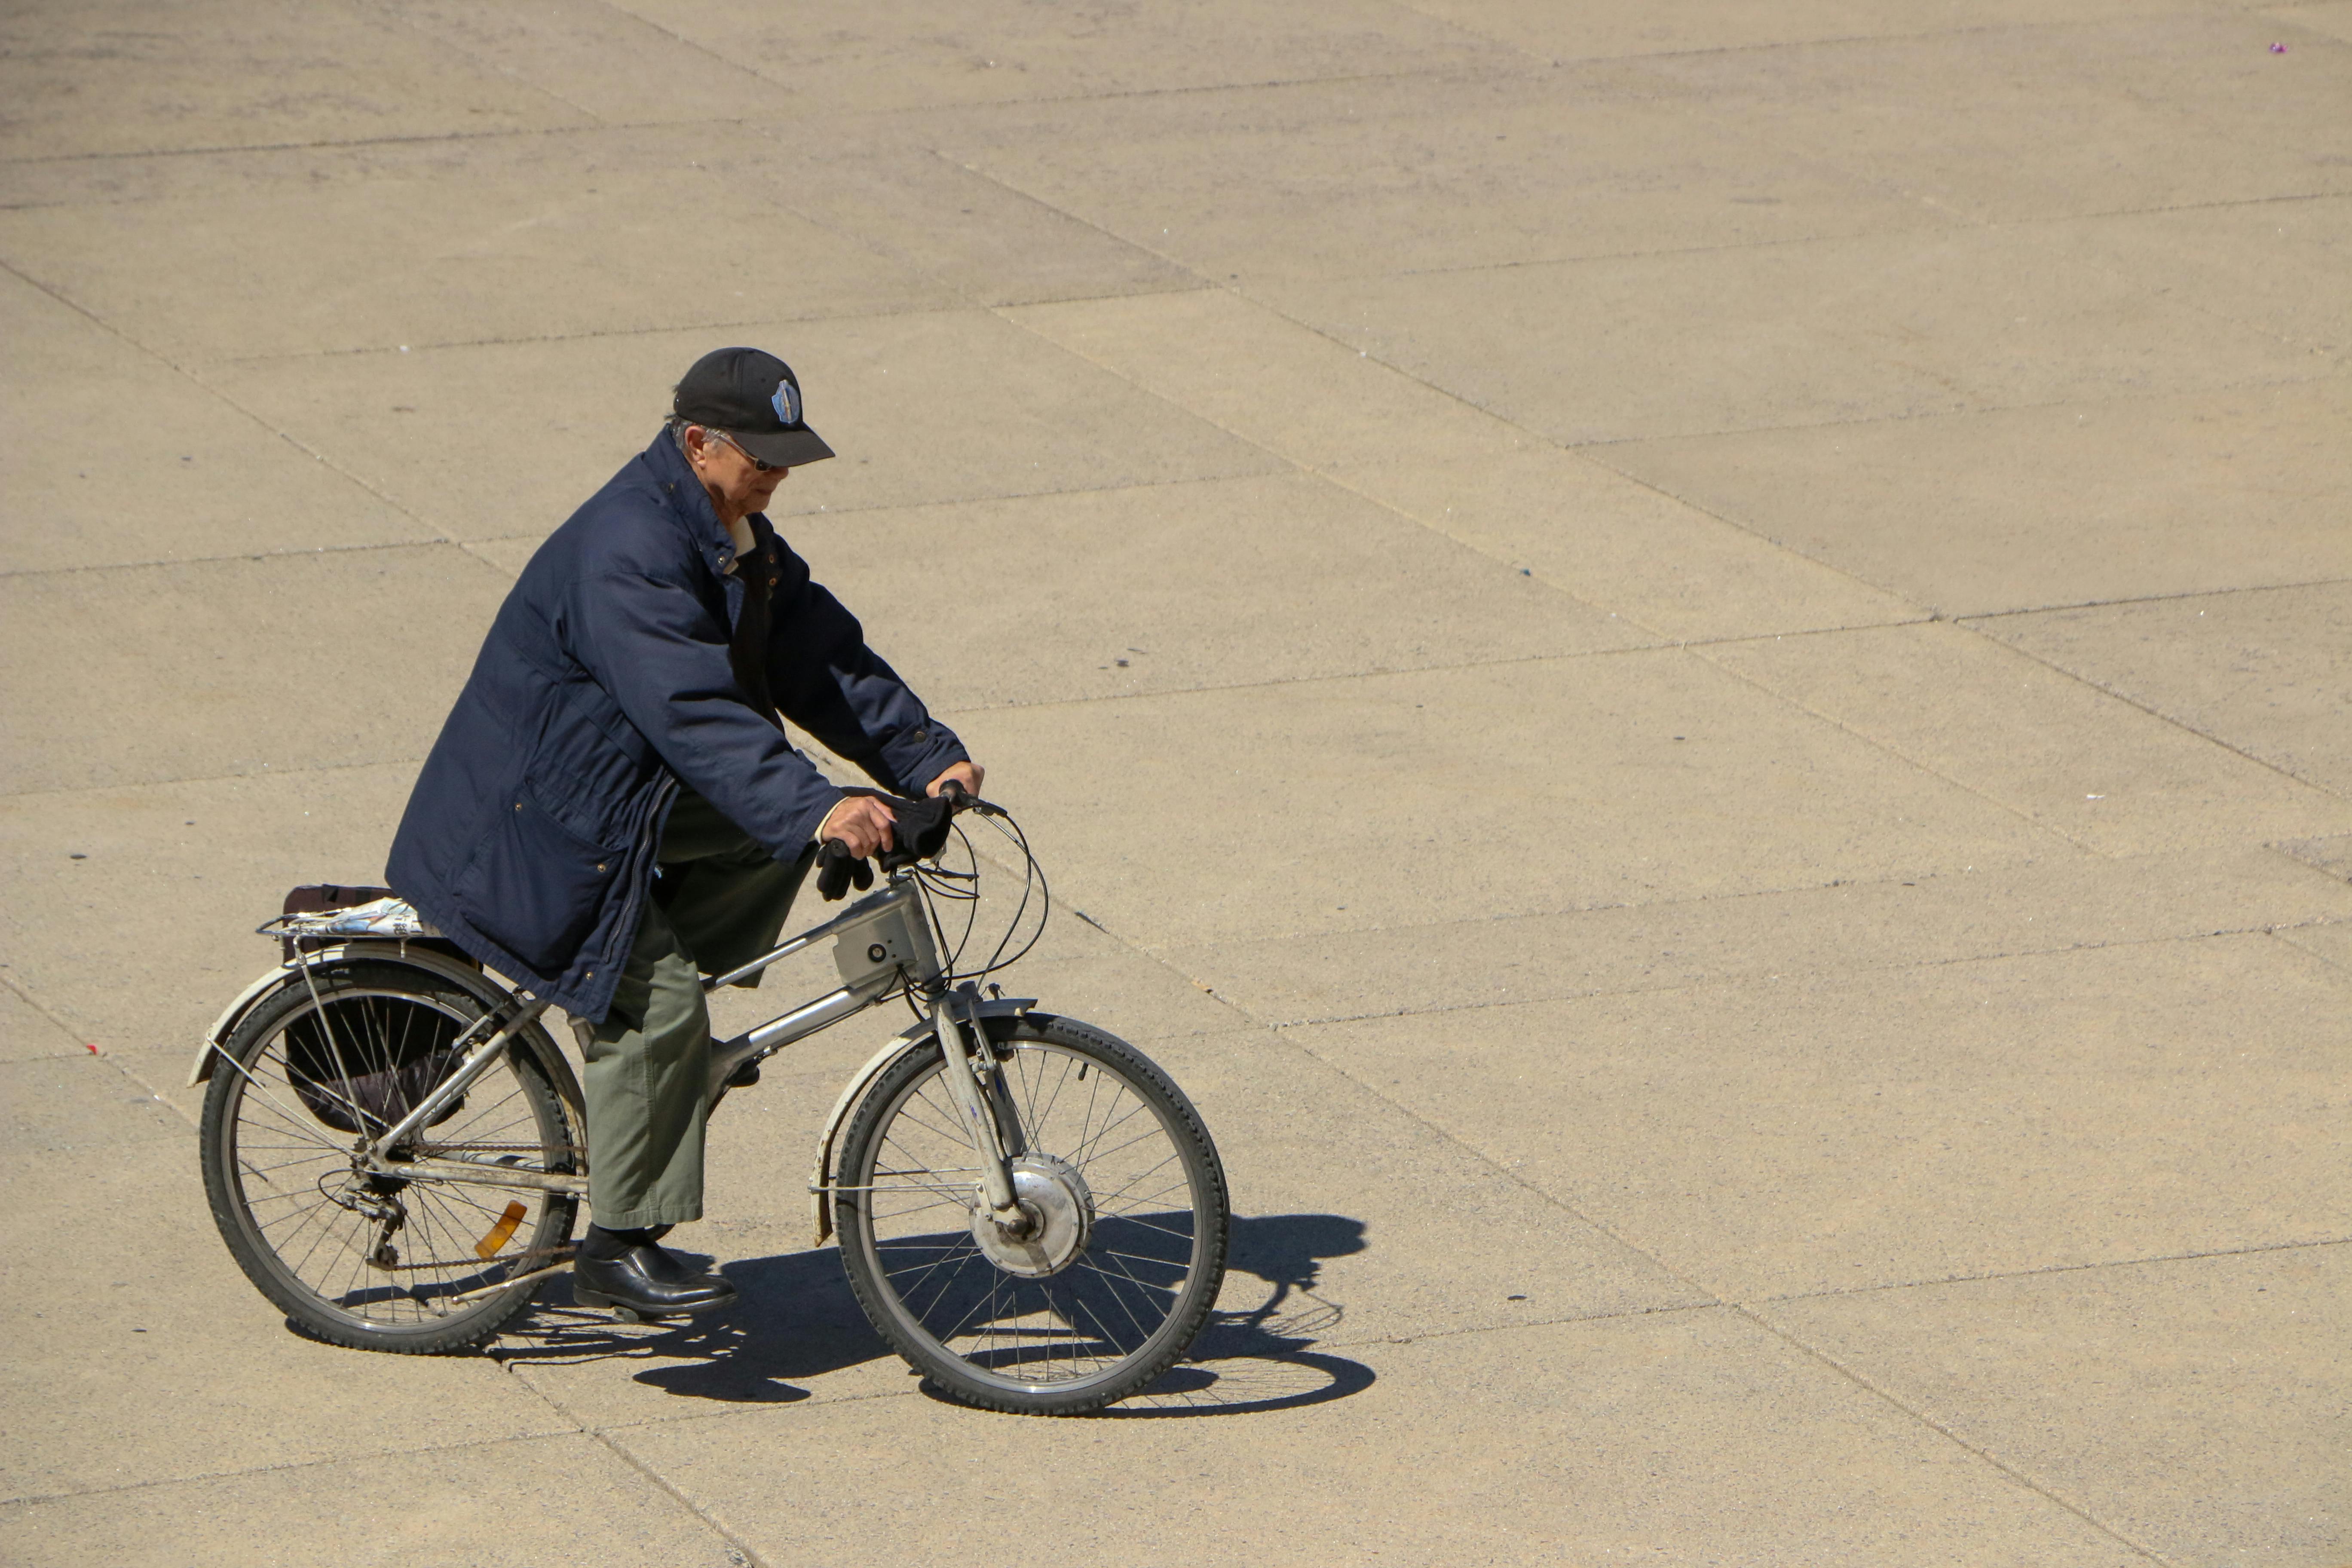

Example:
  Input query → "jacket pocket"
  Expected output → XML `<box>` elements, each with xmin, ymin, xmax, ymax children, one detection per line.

<box><xmin>453</xmin><ymin>793</ymin><xmax>622</xmax><ymax>974</ymax></box>
<box><xmin>528</xmin><ymin>678</ymin><xmax>651</xmax><ymax>848</ymax></box>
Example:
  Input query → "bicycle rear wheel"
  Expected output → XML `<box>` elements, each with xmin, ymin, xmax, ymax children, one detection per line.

<box><xmin>834</xmin><ymin>1012</ymin><xmax>1228</xmax><ymax>1414</ymax></box>
<box><xmin>199</xmin><ymin>958</ymin><xmax>579</xmax><ymax>1354</ymax></box>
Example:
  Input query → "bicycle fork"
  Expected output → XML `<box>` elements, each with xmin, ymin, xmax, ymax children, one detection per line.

<box><xmin>931</xmin><ymin>982</ymin><xmax>1034</xmax><ymax>1237</ymax></box>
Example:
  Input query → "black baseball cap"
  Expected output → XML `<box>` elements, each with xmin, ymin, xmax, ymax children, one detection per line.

<box><xmin>672</xmin><ymin>346</ymin><xmax>835</xmax><ymax>467</ymax></box>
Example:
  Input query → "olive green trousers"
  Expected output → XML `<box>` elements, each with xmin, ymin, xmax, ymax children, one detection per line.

<box><xmin>579</xmin><ymin>789</ymin><xmax>812</xmax><ymax>1229</ymax></box>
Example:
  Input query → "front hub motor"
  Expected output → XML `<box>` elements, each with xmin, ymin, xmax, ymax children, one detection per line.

<box><xmin>970</xmin><ymin>1153</ymin><xmax>1094</xmax><ymax>1278</ymax></box>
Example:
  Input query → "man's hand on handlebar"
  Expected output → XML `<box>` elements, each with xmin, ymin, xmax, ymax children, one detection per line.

<box><xmin>926</xmin><ymin>760</ymin><xmax>984</xmax><ymax>802</ymax></box>
<box><xmin>812</xmin><ymin>763</ymin><xmax>987</xmax><ymax>901</ymax></box>
<box><xmin>815</xmin><ymin>793</ymin><xmax>898</xmax><ymax>859</ymax></box>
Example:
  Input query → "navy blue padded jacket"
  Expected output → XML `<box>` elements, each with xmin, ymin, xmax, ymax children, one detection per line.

<box><xmin>387</xmin><ymin>430</ymin><xmax>967</xmax><ymax>1021</ymax></box>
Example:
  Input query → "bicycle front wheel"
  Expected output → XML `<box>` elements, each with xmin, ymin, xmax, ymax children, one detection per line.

<box><xmin>835</xmin><ymin>1012</ymin><xmax>1229</xmax><ymax>1415</ymax></box>
<box><xmin>198</xmin><ymin>958</ymin><xmax>579</xmax><ymax>1354</ymax></box>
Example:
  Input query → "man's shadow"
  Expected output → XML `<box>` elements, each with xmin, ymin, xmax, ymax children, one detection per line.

<box><xmin>491</xmin><ymin>1213</ymin><xmax>1375</xmax><ymax>1415</ymax></box>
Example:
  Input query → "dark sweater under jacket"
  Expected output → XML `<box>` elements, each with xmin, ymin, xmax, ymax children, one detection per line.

<box><xmin>387</xmin><ymin>430</ymin><xmax>968</xmax><ymax>1021</ymax></box>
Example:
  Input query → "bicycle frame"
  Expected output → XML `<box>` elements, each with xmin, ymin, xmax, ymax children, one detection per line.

<box><xmin>320</xmin><ymin>869</ymin><xmax>1033</xmax><ymax>1229</ymax></box>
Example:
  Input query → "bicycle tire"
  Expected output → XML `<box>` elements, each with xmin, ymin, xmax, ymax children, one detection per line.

<box><xmin>834</xmin><ymin>1012</ymin><xmax>1228</xmax><ymax>1415</ymax></box>
<box><xmin>199</xmin><ymin>958</ymin><xmax>578</xmax><ymax>1354</ymax></box>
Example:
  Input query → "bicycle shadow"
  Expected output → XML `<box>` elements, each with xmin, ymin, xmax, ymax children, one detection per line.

<box><xmin>490</xmin><ymin>1212</ymin><xmax>1374</xmax><ymax>1416</ymax></box>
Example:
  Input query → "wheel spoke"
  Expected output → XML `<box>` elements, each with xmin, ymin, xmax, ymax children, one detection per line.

<box><xmin>841</xmin><ymin>1031</ymin><xmax>1223</xmax><ymax>1408</ymax></box>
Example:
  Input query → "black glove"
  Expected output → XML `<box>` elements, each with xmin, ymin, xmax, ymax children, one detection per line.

<box><xmin>879</xmin><ymin>793</ymin><xmax>955</xmax><ymax>870</ymax></box>
<box><xmin>815</xmin><ymin>839</ymin><xmax>873</xmax><ymax>901</ymax></box>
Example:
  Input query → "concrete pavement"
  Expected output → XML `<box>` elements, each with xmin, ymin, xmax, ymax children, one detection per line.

<box><xmin>2</xmin><ymin>1</ymin><xmax>2346</xmax><ymax>1563</ymax></box>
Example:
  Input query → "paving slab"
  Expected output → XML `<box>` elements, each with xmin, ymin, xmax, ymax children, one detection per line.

<box><xmin>1400</xmin><ymin>0</ymin><xmax>2238</xmax><ymax>62</ymax></box>
<box><xmin>0</xmin><ymin>1433</ymin><xmax>737</xmax><ymax>1567</ymax></box>
<box><xmin>0</xmin><ymin>546</ymin><xmax>509</xmax><ymax>794</ymax></box>
<box><xmin>0</xmin><ymin>135</ymin><xmax>960</xmax><ymax>364</ymax></box>
<box><xmin>0</xmin><ymin>764</ymin><xmax>421</xmax><ymax>1056</ymax></box>
<box><xmin>614</xmin><ymin>1307</ymin><xmax>2143</xmax><ymax>1566</ymax></box>
<box><xmin>1160</xmin><ymin>842</ymin><xmax>2352</xmax><ymax>1023</ymax></box>
<box><xmin>0</xmin><ymin>272</ymin><xmax>437</xmax><ymax>575</ymax></box>
<box><xmin>372</xmin><ymin>0</ymin><xmax>801</xmax><ymax>125</ymax></box>
<box><xmin>1603</xmin><ymin>375</ymin><xmax>2352</xmax><ymax>616</ymax></box>
<box><xmin>2278</xmin><ymin>0</ymin><xmax>2352</xmax><ymax>45</ymax></box>
<box><xmin>1282</xmin><ymin>932</ymin><xmax>2352</xmax><ymax>1301</ymax></box>
<box><xmin>943</xmin><ymin>67</ymin><xmax>1951</xmax><ymax>286</ymax></box>
<box><xmin>2277</xmin><ymin>918</ymin><xmax>2352</xmax><ymax>972</ymax></box>
<box><xmin>1760</xmin><ymin>1245</ymin><xmax>2352</xmax><ymax>1567</ymax></box>
<box><xmin>0</xmin><ymin>1054</ymin><xmax>183</xmax><ymax>1154</ymax></box>
<box><xmin>951</xmin><ymin>649</ymin><xmax>2058</xmax><ymax>949</ymax></box>
<box><xmin>2040</xmin><ymin>193</ymin><xmax>2352</xmax><ymax>359</ymax></box>
<box><xmin>761</xmin><ymin>131</ymin><xmax>1202</xmax><ymax>309</ymax></box>
<box><xmin>1260</xmin><ymin>224</ymin><xmax>2327</xmax><ymax>448</ymax></box>
<box><xmin>1620</xmin><ymin>14</ymin><xmax>2352</xmax><ymax>221</ymax></box>
<box><xmin>0</xmin><ymin>0</ymin><xmax>584</xmax><ymax>162</ymax></box>
<box><xmin>1009</xmin><ymin>288</ymin><xmax>1925</xmax><ymax>640</ymax></box>
<box><xmin>1702</xmin><ymin>620</ymin><xmax>2352</xmax><ymax>854</ymax></box>
<box><xmin>1969</xmin><ymin>581</ymin><xmax>2352</xmax><ymax>795</ymax></box>
<box><xmin>618</xmin><ymin>0</ymin><xmax>1520</xmax><ymax>114</ymax></box>
<box><xmin>0</xmin><ymin>983</ymin><xmax>91</xmax><ymax>1063</ymax></box>
<box><xmin>204</xmin><ymin>306</ymin><xmax>1283</xmax><ymax>545</ymax></box>
<box><xmin>507</xmin><ymin>1018</ymin><xmax>1703</xmax><ymax>1434</ymax></box>
<box><xmin>0</xmin><ymin>1137</ymin><xmax>569</xmax><ymax>1502</ymax></box>
<box><xmin>779</xmin><ymin>472</ymin><xmax>1645</xmax><ymax>711</ymax></box>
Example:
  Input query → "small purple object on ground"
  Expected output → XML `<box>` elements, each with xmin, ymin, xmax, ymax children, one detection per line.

<box><xmin>2270</xmin><ymin>41</ymin><xmax>2288</xmax><ymax>53</ymax></box>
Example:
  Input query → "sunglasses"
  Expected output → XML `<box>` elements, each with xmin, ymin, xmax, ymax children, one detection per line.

<box><xmin>709</xmin><ymin>429</ymin><xmax>785</xmax><ymax>473</ymax></box>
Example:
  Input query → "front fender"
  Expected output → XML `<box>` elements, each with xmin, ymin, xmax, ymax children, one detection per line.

<box><xmin>808</xmin><ymin>996</ymin><xmax>1035</xmax><ymax>1246</ymax></box>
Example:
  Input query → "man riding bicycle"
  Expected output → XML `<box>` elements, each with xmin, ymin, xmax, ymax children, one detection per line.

<box><xmin>388</xmin><ymin>347</ymin><xmax>981</xmax><ymax>1321</ymax></box>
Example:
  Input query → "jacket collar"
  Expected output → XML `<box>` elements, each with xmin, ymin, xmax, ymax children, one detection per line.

<box><xmin>643</xmin><ymin>429</ymin><xmax>756</xmax><ymax>579</ymax></box>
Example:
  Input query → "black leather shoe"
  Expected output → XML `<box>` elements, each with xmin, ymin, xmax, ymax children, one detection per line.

<box><xmin>573</xmin><ymin>1243</ymin><xmax>738</xmax><ymax>1320</ymax></box>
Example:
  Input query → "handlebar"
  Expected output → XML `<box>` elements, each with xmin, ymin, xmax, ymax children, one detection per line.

<box><xmin>815</xmin><ymin>783</ymin><xmax>990</xmax><ymax>900</ymax></box>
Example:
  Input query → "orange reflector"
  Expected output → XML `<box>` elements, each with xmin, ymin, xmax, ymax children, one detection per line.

<box><xmin>475</xmin><ymin>1201</ymin><xmax>527</xmax><ymax>1260</ymax></box>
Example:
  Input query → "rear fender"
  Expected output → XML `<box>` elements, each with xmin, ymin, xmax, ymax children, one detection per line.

<box><xmin>187</xmin><ymin>942</ymin><xmax>587</xmax><ymax>1153</ymax></box>
<box><xmin>808</xmin><ymin>996</ymin><xmax>1036</xmax><ymax>1246</ymax></box>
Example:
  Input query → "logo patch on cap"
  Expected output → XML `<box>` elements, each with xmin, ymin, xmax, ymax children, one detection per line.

<box><xmin>771</xmin><ymin>380</ymin><xmax>801</xmax><ymax>427</ymax></box>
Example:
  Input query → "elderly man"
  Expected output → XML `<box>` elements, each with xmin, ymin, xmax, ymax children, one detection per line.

<box><xmin>389</xmin><ymin>347</ymin><xmax>980</xmax><ymax>1319</ymax></box>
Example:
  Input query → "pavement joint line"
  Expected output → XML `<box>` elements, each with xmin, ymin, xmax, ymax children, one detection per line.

<box><xmin>490</xmin><ymin>1357</ymin><xmax>779</xmax><ymax>1568</ymax></box>
<box><xmin>0</xmin><ymin>468</ymin><xmax>1277</xmax><ymax>586</ymax></box>
<box><xmin>0</xmin><ymin>625</ymin><xmax>1975</xmax><ymax>804</ymax></box>
<box><xmin>1956</xmin><ymin>575</ymin><xmax>2352</xmax><ymax>622</ymax></box>
<box><xmin>1686</xmin><ymin>610</ymin><xmax>2352</xmax><ymax>802</ymax></box>
<box><xmin>0</xmin><ymin>536</ymin><xmax>478</xmax><ymax>583</ymax></box>
<box><xmin>1257</xmin><ymin>916</ymin><xmax>2333</xmax><ymax>1030</ymax></box>
<box><xmin>1556</xmin><ymin>366</ymin><xmax>2350</xmax><ymax>451</ymax></box>
<box><xmin>987</xmin><ymin>269</ymin><xmax>1954</xmax><ymax>644</ymax></box>
<box><xmin>1730</xmin><ymin>1302</ymin><xmax>2173</xmax><ymax>1562</ymax></box>
<box><xmin>0</xmin><ymin>753</ymin><xmax>420</xmax><ymax>805</ymax></box>
<box><xmin>358</xmin><ymin>4</ymin><xmax>601</xmax><ymax>128</ymax></box>
<box><xmin>1944</xmin><ymin>619</ymin><xmax>2352</xmax><ymax>803</ymax></box>
<box><xmin>1277</xmin><ymin>1027</ymin><xmax>1730</xmax><ymax>1315</ymax></box>
<box><xmin>0</xmin><ymin>969</ymin><xmax>101</xmax><ymax>1056</ymax></box>
<box><xmin>0</xmin><ymin>1425</ymin><xmax>595</xmax><ymax>1511</ymax></box>
<box><xmin>1751</xmin><ymin>1233</ymin><xmax>2352</xmax><ymax>1308</ymax></box>
<box><xmin>2273</xmin><ymin>924</ymin><xmax>2352</xmax><ymax>971</ymax></box>
<box><xmin>197</xmin><ymin>280</ymin><xmax>1223</xmax><ymax>366</ymax></box>
<box><xmin>1388</xmin><ymin>4</ymin><xmax>2248</xmax><ymax>70</ymax></box>
<box><xmin>0</xmin><ymin>257</ymin><xmax>466</xmax><ymax>561</ymax></box>
<box><xmin>984</xmin><ymin>276</ymin><xmax>1689</xmax><ymax>637</ymax></box>
<box><xmin>1685</xmin><ymin>637</ymin><xmax>2116</xmax><ymax>858</ymax></box>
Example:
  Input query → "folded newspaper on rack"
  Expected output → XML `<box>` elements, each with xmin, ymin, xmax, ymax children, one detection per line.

<box><xmin>276</xmin><ymin>896</ymin><xmax>441</xmax><ymax>941</ymax></box>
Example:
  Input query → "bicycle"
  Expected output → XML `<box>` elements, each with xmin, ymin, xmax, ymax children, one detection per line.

<box><xmin>190</xmin><ymin>787</ymin><xmax>1230</xmax><ymax>1416</ymax></box>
